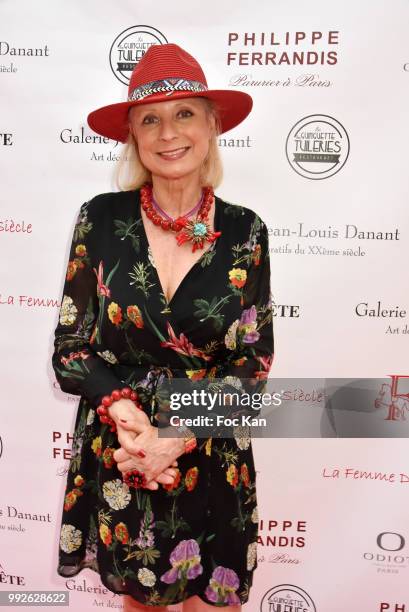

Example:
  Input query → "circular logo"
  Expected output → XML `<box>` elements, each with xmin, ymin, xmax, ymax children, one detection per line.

<box><xmin>377</xmin><ymin>532</ymin><xmax>405</xmax><ymax>552</ymax></box>
<box><xmin>109</xmin><ymin>25</ymin><xmax>168</xmax><ymax>85</ymax></box>
<box><xmin>286</xmin><ymin>114</ymin><xmax>350</xmax><ymax>180</ymax></box>
<box><xmin>260</xmin><ymin>584</ymin><xmax>316</xmax><ymax>612</ymax></box>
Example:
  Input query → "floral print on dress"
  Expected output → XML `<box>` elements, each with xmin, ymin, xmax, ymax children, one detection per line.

<box><xmin>246</xmin><ymin>541</ymin><xmax>258</xmax><ymax>571</ymax></box>
<box><xmin>160</xmin><ymin>321</ymin><xmax>213</xmax><ymax>362</ymax></box>
<box><xmin>160</xmin><ymin>539</ymin><xmax>203</xmax><ymax>584</ymax></box>
<box><xmin>135</xmin><ymin>507</ymin><xmax>156</xmax><ymax>550</ymax></box>
<box><xmin>184</xmin><ymin>467</ymin><xmax>199</xmax><ymax>492</ymax></box>
<box><xmin>60</xmin><ymin>524</ymin><xmax>82</xmax><ymax>553</ymax></box>
<box><xmin>127</xmin><ymin>304</ymin><xmax>144</xmax><ymax>328</ymax></box>
<box><xmin>138</xmin><ymin>567</ymin><xmax>156</xmax><ymax>587</ymax></box>
<box><xmin>229</xmin><ymin>267</ymin><xmax>247</xmax><ymax>289</ymax></box>
<box><xmin>205</xmin><ymin>566</ymin><xmax>241</xmax><ymax>605</ymax></box>
<box><xmin>52</xmin><ymin>189</ymin><xmax>274</xmax><ymax>607</ymax></box>
<box><xmin>233</xmin><ymin>425</ymin><xmax>251</xmax><ymax>450</ymax></box>
<box><xmin>59</xmin><ymin>295</ymin><xmax>78</xmax><ymax>326</ymax></box>
<box><xmin>63</xmin><ymin>475</ymin><xmax>85</xmax><ymax>511</ymax></box>
<box><xmin>99</xmin><ymin>523</ymin><xmax>112</xmax><ymax>547</ymax></box>
<box><xmin>96</xmin><ymin>350</ymin><xmax>118</xmax><ymax>364</ymax></box>
<box><xmin>114</xmin><ymin>522</ymin><xmax>129</xmax><ymax>544</ymax></box>
<box><xmin>107</xmin><ymin>302</ymin><xmax>122</xmax><ymax>326</ymax></box>
<box><xmin>102</xmin><ymin>479</ymin><xmax>131</xmax><ymax>510</ymax></box>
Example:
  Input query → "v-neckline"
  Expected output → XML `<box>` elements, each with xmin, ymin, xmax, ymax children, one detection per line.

<box><xmin>137</xmin><ymin>190</ymin><xmax>222</xmax><ymax>310</ymax></box>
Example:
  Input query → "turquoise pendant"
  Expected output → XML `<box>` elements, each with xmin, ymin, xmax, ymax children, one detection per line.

<box><xmin>193</xmin><ymin>222</ymin><xmax>208</xmax><ymax>237</ymax></box>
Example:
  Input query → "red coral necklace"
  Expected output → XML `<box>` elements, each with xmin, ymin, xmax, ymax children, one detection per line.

<box><xmin>140</xmin><ymin>182</ymin><xmax>222</xmax><ymax>253</ymax></box>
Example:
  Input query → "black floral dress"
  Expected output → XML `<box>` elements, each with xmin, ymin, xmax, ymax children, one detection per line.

<box><xmin>52</xmin><ymin>187</ymin><xmax>274</xmax><ymax>608</ymax></box>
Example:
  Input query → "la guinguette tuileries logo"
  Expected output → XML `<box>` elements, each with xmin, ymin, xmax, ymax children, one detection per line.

<box><xmin>109</xmin><ymin>25</ymin><xmax>168</xmax><ymax>85</ymax></box>
<box><xmin>285</xmin><ymin>113</ymin><xmax>349</xmax><ymax>180</ymax></box>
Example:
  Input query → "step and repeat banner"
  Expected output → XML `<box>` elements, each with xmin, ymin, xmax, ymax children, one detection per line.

<box><xmin>1</xmin><ymin>1</ymin><xmax>409</xmax><ymax>610</ymax></box>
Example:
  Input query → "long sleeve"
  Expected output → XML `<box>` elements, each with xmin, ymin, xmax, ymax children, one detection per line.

<box><xmin>52</xmin><ymin>200</ymin><xmax>126</xmax><ymax>407</ymax></box>
<box><xmin>214</xmin><ymin>213</ymin><xmax>274</xmax><ymax>420</ymax></box>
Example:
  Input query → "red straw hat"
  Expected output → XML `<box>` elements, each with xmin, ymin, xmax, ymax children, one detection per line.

<box><xmin>87</xmin><ymin>43</ymin><xmax>253</xmax><ymax>143</ymax></box>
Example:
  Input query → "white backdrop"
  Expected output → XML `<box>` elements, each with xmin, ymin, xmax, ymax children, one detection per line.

<box><xmin>1</xmin><ymin>1</ymin><xmax>409</xmax><ymax>610</ymax></box>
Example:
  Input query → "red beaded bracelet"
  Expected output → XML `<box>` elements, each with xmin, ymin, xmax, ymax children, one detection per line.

<box><xmin>96</xmin><ymin>387</ymin><xmax>143</xmax><ymax>433</ymax></box>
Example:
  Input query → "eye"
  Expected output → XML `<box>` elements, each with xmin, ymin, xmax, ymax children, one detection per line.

<box><xmin>178</xmin><ymin>109</ymin><xmax>193</xmax><ymax>118</ymax></box>
<box><xmin>142</xmin><ymin>114</ymin><xmax>157</xmax><ymax>125</ymax></box>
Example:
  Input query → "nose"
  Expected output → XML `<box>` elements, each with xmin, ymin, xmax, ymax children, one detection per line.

<box><xmin>158</xmin><ymin>116</ymin><xmax>179</xmax><ymax>141</ymax></box>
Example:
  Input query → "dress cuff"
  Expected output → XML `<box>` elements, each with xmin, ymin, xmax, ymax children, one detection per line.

<box><xmin>80</xmin><ymin>362</ymin><xmax>128</xmax><ymax>407</ymax></box>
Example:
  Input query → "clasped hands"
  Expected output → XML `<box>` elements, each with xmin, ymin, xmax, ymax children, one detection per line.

<box><xmin>108</xmin><ymin>398</ymin><xmax>184</xmax><ymax>491</ymax></box>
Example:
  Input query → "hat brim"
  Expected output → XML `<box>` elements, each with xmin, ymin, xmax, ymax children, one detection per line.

<box><xmin>87</xmin><ymin>89</ymin><xmax>253</xmax><ymax>143</ymax></box>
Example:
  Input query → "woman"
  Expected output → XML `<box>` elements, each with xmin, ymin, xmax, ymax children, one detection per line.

<box><xmin>52</xmin><ymin>43</ymin><xmax>274</xmax><ymax>611</ymax></box>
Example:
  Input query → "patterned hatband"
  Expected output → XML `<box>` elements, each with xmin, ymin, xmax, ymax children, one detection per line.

<box><xmin>128</xmin><ymin>78</ymin><xmax>208</xmax><ymax>101</ymax></box>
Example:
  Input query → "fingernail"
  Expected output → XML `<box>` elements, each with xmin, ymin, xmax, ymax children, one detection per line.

<box><xmin>136</xmin><ymin>449</ymin><xmax>146</xmax><ymax>458</ymax></box>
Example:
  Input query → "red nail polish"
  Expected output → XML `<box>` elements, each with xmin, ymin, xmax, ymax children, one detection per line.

<box><xmin>136</xmin><ymin>449</ymin><xmax>146</xmax><ymax>458</ymax></box>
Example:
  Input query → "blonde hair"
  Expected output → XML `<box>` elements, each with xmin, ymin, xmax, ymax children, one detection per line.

<box><xmin>114</xmin><ymin>98</ymin><xmax>223</xmax><ymax>191</ymax></box>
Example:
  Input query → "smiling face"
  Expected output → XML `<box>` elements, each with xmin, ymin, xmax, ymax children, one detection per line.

<box><xmin>128</xmin><ymin>97</ymin><xmax>215</xmax><ymax>183</ymax></box>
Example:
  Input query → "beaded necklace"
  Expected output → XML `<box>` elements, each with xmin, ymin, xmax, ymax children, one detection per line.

<box><xmin>140</xmin><ymin>182</ymin><xmax>222</xmax><ymax>253</ymax></box>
